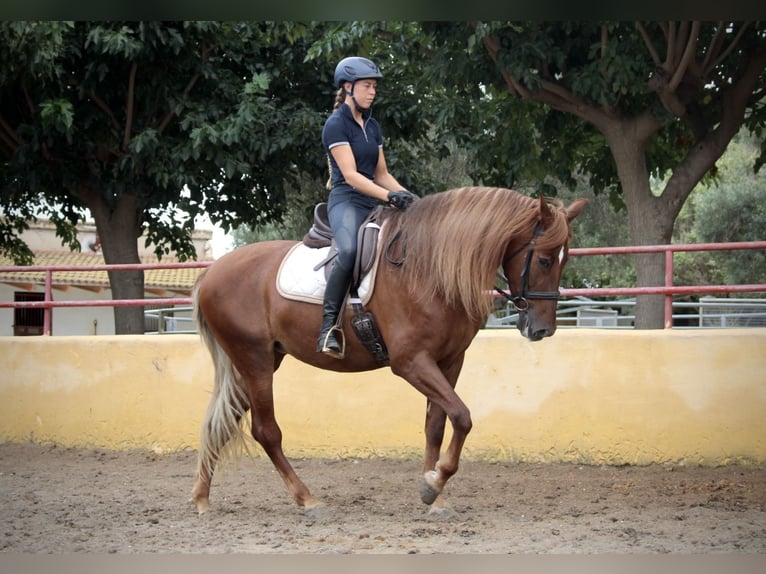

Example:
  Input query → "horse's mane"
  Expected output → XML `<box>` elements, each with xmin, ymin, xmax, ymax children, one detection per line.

<box><xmin>378</xmin><ymin>186</ymin><xmax>574</xmax><ymax>322</ymax></box>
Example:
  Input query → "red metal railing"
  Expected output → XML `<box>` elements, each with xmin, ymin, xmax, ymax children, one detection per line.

<box><xmin>2</xmin><ymin>241</ymin><xmax>765</xmax><ymax>334</ymax></box>
<box><xmin>0</xmin><ymin>261</ymin><xmax>212</xmax><ymax>335</ymax></box>
<box><xmin>562</xmin><ymin>241</ymin><xmax>766</xmax><ymax>328</ymax></box>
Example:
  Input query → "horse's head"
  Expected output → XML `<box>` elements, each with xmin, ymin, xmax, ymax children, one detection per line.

<box><xmin>501</xmin><ymin>195</ymin><xmax>588</xmax><ymax>341</ymax></box>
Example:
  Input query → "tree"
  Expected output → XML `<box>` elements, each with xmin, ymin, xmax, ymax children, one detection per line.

<box><xmin>1</xmin><ymin>22</ymin><xmax>443</xmax><ymax>334</ymax></box>
<box><xmin>231</xmin><ymin>21</ymin><xmax>464</xmax><ymax>243</ymax></box>
<box><xmin>303</xmin><ymin>21</ymin><xmax>456</xmax><ymax>196</ymax></box>
<box><xmin>689</xmin><ymin>130</ymin><xmax>766</xmax><ymax>287</ymax></box>
<box><xmin>556</xmin><ymin>176</ymin><xmax>634</xmax><ymax>291</ymax></box>
<box><xmin>423</xmin><ymin>21</ymin><xmax>766</xmax><ymax>328</ymax></box>
<box><xmin>231</xmin><ymin>171</ymin><xmax>328</xmax><ymax>245</ymax></box>
<box><xmin>6</xmin><ymin>21</ymin><xmax>763</xmax><ymax>331</ymax></box>
<box><xmin>0</xmin><ymin>21</ymin><xmax>333</xmax><ymax>332</ymax></box>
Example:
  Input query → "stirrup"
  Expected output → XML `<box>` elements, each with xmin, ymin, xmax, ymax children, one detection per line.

<box><xmin>320</xmin><ymin>325</ymin><xmax>346</xmax><ymax>359</ymax></box>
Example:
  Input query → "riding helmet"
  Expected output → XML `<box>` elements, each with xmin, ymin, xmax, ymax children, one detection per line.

<box><xmin>334</xmin><ymin>57</ymin><xmax>383</xmax><ymax>88</ymax></box>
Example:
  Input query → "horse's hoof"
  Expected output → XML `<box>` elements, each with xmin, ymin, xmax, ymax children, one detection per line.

<box><xmin>419</xmin><ymin>471</ymin><xmax>440</xmax><ymax>505</ymax></box>
<box><xmin>191</xmin><ymin>495</ymin><xmax>210</xmax><ymax>515</ymax></box>
<box><xmin>302</xmin><ymin>500</ymin><xmax>328</xmax><ymax>519</ymax></box>
<box><xmin>427</xmin><ymin>504</ymin><xmax>459</xmax><ymax>521</ymax></box>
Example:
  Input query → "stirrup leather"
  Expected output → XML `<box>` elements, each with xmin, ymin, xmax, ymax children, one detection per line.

<box><xmin>320</xmin><ymin>325</ymin><xmax>346</xmax><ymax>359</ymax></box>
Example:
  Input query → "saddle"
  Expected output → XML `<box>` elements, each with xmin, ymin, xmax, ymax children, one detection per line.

<box><xmin>301</xmin><ymin>203</ymin><xmax>389</xmax><ymax>365</ymax></box>
<box><xmin>302</xmin><ymin>202</ymin><xmax>382</xmax><ymax>291</ymax></box>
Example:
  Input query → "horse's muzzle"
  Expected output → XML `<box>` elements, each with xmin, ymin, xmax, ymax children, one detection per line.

<box><xmin>517</xmin><ymin>312</ymin><xmax>556</xmax><ymax>341</ymax></box>
<box><xmin>528</xmin><ymin>327</ymin><xmax>555</xmax><ymax>341</ymax></box>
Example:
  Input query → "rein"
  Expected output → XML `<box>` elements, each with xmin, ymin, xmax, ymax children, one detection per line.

<box><xmin>384</xmin><ymin>228</ymin><xmax>407</xmax><ymax>267</ymax></box>
<box><xmin>495</xmin><ymin>224</ymin><xmax>561</xmax><ymax>312</ymax></box>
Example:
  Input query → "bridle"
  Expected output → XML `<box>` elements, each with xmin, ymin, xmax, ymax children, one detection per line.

<box><xmin>495</xmin><ymin>223</ymin><xmax>562</xmax><ymax>312</ymax></box>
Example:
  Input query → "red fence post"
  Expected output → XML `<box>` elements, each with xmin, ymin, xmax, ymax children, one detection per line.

<box><xmin>44</xmin><ymin>269</ymin><xmax>53</xmax><ymax>336</ymax></box>
<box><xmin>664</xmin><ymin>250</ymin><xmax>674</xmax><ymax>329</ymax></box>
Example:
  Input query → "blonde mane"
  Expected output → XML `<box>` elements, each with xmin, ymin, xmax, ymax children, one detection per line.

<box><xmin>380</xmin><ymin>186</ymin><xmax>574</xmax><ymax>322</ymax></box>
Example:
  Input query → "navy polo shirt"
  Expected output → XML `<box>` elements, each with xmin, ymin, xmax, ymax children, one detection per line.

<box><xmin>322</xmin><ymin>103</ymin><xmax>383</xmax><ymax>188</ymax></box>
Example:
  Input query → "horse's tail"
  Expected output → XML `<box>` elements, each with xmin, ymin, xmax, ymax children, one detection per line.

<box><xmin>192</xmin><ymin>271</ymin><xmax>252</xmax><ymax>479</ymax></box>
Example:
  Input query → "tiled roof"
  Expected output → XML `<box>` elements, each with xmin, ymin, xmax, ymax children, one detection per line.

<box><xmin>0</xmin><ymin>251</ymin><xmax>210</xmax><ymax>294</ymax></box>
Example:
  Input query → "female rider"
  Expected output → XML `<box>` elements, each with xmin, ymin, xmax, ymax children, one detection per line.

<box><xmin>318</xmin><ymin>56</ymin><xmax>416</xmax><ymax>357</ymax></box>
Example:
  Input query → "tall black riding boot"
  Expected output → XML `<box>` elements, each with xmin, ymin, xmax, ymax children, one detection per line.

<box><xmin>317</xmin><ymin>264</ymin><xmax>353</xmax><ymax>358</ymax></box>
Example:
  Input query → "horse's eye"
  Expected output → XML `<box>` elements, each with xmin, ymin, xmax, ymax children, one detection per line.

<box><xmin>538</xmin><ymin>256</ymin><xmax>553</xmax><ymax>270</ymax></box>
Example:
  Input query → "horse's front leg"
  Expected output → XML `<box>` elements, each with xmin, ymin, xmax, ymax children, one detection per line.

<box><xmin>423</xmin><ymin>399</ymin><xmax>447</xmax><ymax>472</ymax></box>
<box><xmin>422</xmin><ymin>400</ymin><xmax>456</xmax><ymax>514</ymax></box>
<box><xmin>395</xmin><ymin>352</ymin><xmax>471</xmax><ymax>506</ymax></box>
<box><xmin>422</xmin><ymin>352</ymin><xmax>466</xmax><ymax>511</ymax></box>
<box><xmin>422</xmin><ymin>353</ymin><xmax>465</xmax><ymax>468</ymax></box>
<box><xmin>420</xmin><ymin>413</ymin><xmax>471</xmax><ymax>506</ymax></box>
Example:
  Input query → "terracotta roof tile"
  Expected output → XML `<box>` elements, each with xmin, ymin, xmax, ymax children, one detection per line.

<box><xmin>0</xmin><ymin>251</ymin><xmax>209</xmax><ymax>294</ymax></box>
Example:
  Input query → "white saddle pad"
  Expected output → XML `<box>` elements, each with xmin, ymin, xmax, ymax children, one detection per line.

<box><xmin>276</xmin><ymin>243</ymin><xmax>377</xmax><ymax>305</ymax></box>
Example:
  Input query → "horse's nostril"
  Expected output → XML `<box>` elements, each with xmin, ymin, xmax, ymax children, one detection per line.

<box><xmin>531</xmin><ymin>328</ymin><xmax>554</xmax><ymax>341</ymax></box>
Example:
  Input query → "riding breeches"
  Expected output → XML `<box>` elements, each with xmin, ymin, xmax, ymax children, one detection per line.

<box><xmin>327</xmin><ymin>189</ymin><xmax>376</xmax><ymax>274</ymax></box>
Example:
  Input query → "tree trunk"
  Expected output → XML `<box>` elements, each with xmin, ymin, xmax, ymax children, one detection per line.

<box><xmin>604</xmin><ymin>81</ymin><xmax>755</xmax><ymax>327</ymax></box>
<box><xmin>628</xmin><ymin>205</ymin><xmax>675</xmax><ymax>330</ymax></box>
<box><xmin>605</xmin><ymin>121</ymin><xmax>679</xmax><ymax>329</ymax></box>
<box><xmin>81</xmin><ymin>189</ymin><xmax>145</xmax><ymax>334</ymax></box>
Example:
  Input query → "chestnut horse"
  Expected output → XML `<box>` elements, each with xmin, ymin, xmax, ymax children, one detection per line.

<box><xmin>191</xmin><ymin>186</ymin><xmax>587</xmax><ymax>514</ymax></box>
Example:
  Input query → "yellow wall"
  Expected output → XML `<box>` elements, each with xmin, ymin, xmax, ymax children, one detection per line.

<box><xmin>0</xmin><ymin>329</ymin><xmax>764</xmax><ymax>465</ymax></box>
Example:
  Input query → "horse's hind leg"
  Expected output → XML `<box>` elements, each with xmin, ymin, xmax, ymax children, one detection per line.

<box><xmin>190</xmin><ymin>333</ymin><xmax>255</xmax><ymax>514</ymax></box>
<box><xmin>191</xmin><ymin>419</ymin><xmax>240</xmax><ymax>514</ymax></box>
<box><xmin>191</xmin><ymin>379</ymin><xmax>249</xmax><ymax>514</ymax></box>
<box><xmin>245</xmin><ymin>371</ymin><xmax>324</xmax><ymax>512</ymax></box>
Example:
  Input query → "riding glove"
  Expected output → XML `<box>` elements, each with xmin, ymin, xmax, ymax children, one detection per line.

<box><xmin>387</xmin><ymin>190</ymin><xmax>418</xmax><ymax>211</ymax></box>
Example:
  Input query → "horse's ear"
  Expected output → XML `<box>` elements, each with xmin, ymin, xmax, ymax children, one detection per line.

<box><xmin>538</xmin><ymin>193</ymin><xmax>555</xmax><ymax>227</ymax></box>
<box><xmin>565</xmin><ymin>198</ymin><xmax>589</xmax><ymax>223</ymax></box>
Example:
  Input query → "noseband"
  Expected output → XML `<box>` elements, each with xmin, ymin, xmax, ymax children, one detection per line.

<box><xmin>495</xmin><ymin>224</ymin><xmax>561</xmax><ymax>312</ymax></box>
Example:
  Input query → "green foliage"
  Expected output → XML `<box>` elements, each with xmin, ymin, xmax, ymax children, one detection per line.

<box><xmin>689</xmin><ymin>133</ymin><xmax>766</xmax><ymax>287</ymax></box>
<box><xmin>0</xmin><ymin>216</ymin><xmax>35</xmax><ymax>266</ymax></box>
<box><xmin>555</xmin><ymin>176</ymin><xmax>635</xmax><ymax>290</ymax></box>
<box><xmin>232</xmin><ymin>171</ymin><xmax>327</xmax><ymax>246</ymax></box>
<box><xmin>559</xmin><ymin>132</ymin><xmax>766</xmax><ymax>293</ymax></box>
<box><xmin>0</xmin><ymin>21</ymin><xmax>337</xmax><ymax>265</ymax></box>
<box><xmin>2</xmin><ymin>19</ymin><xmax>764</xmax><ymax>303</ymax></box>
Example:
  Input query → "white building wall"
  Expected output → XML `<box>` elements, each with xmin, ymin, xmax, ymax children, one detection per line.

<box><xmin>1</xmin><ymin>219</ymin><xmax>212</xmax><ymax>336</ymax></box>
<box><xmin>0</xmin><ymin>284</ymin><xmax>116</xmax><ymax>336</ymax></box>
